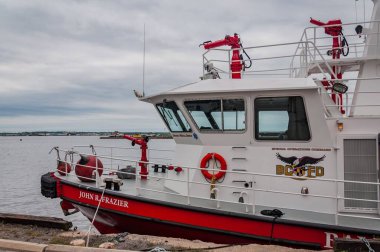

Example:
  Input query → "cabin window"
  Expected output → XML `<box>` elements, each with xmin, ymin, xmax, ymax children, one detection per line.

<box><xmin>184</xmin><ymin>99</ymin><xmax>245</xmax><ymax>131</ymax></box>
<box><xmin>156</xmin><ymin>101</ymin><xmax>191</xmax><ymax>132</ymax></box>
<box><xmin>223</xmin><ymin>99</ymin><xmax>245</xmax><ymax>130</ymax></box>
<box><xmin>255</xmin><ymin>96</ymin><xmax>310</xmax><ymax>141</ymax></box>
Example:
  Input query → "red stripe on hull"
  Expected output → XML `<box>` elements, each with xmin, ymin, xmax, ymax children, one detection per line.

<box><xmin>75</xmin><ymin>203</ymin><xmax>259</xmax><ymax>245</ymax></box>
<box><xmin>60</xmin><ymin>182</ymin><xmax>375</xmax><ymax>249</ymax></box>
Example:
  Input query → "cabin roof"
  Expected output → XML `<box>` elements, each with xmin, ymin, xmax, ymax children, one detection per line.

<box><xmin>141</xmin><ymin>78</ymin><xmax>318</xmax><ymax>101</ymax></box>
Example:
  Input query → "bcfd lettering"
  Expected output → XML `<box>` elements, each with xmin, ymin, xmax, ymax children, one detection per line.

<box><xmin>276</xmin><ymin>165</ymin><xmax>324</xmax><ymax>178</ymax></box>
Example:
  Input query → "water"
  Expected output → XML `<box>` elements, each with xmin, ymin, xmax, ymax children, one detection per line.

<box><xmin>0</xmin><ymin>136</ymin><xmax>174</xmax><ymax>230</ymax></box>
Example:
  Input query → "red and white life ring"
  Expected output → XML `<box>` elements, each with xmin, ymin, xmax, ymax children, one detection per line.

<box><xmin>200</xmin><ymin>153</ymin><xmax>227</xmax><ymax>180</ymax></box>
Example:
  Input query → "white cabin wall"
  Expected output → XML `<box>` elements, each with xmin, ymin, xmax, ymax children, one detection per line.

<box><xmin>351</xmin><ymin>60</ymin><xmax>380</xmax><ymax>116</ymax></box>
<box><xmin>351</xmin><ymin>0</ymin><xmax>380</xmax><ymax>116</ymax></box>
<box><xmin>328</xmin><ymin>117</ymin><xmax>380</xmax><ymax>134</ymax></box>
<box><xmin>247</xmin><ymin>89</ymin><xmax>336</xmax><ymax>213</ymax></box>
<box><xmin>363</xmin><ymin>0</ymin><xmax>380</xmax><ymax>58</ymax></box>
<box><xmin>163</xmin><ymin>144</ymin><xmax>203</xmax><ymax>195</ymax></box>
<box><xmin>249</xmin><ymin>89</ymin><xmax>334</xmax><ymax>147</ymax></box>
<box><xmin>325</xmin><ymin>119</ymin><xmax>339</xmax><ymax>147</ymax></box>
<box><xmin>165</xmin><ymin>142</ymin><xmax>338</xmax><ymax>214</ymax></box>
<box><xmin>159</xmin><ymin>89</ymin><xmax>341</xmax><ymax>215</ymax></box>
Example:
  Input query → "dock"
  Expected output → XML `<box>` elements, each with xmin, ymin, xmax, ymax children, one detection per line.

<box><xmin>334</xmin><ymin>238</ymin><xmax>380</xmax><ymax>251</ymax></box>
<box><xmin>0</xmin><ymin>213</ymin><xmax>72</xmax><ymax>230</ymax></box>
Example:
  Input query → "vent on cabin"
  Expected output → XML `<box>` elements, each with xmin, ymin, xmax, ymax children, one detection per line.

<box><xmin>344</xmin><ymin>139</ymin><xmax>378</xmax><ymax>209</ymax></box>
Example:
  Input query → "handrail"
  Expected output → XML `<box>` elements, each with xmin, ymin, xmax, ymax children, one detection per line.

<box><xmin>57</xmin><ymin>162</ymin><xmax>380</xmax><ymax>214</ymax></box>
<box><xmin>315</xmin><ymin>76</ymin><xmax>380</xmax><ymax>117</ymax></box>
<box><xmin>53</xmin><ymin>144</ymin><xmax>380</xmax><ymax>227</ymax></box>
<box><xmin>56</xmin><ymin>157</ymin><xmax>380</xmax><ymax>222</ymax></box>
<box><xmin>203</xmin><ymin>40</ymin><xmax>336</xmax><ymax>79</ymax></box>
<box><xmin>73</xmin><ymin>145</ymin><xmax>175</xmax><ymax>152</ymax></box>
<box><xmin>202</xmin><ymin>19</ymin><xmax>380</xmax><ymax>81</ymax></box>
<box><xmin>57</xmin><ymin>161</ymin><xmax>380</xmax><ymax>209</ymax></box>
<box><xmin>54</xmin><ymin>147</ymin><xmax>380</xmax><ymax>209</ymax></box>
<box><xmin>56</xmin><ymin>147</ymin><xmax>380</xmax><ymax>186</ymax></box>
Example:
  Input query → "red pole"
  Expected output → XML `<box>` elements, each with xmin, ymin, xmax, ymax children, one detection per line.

<box><xmin>331</xmin><ymin>32</ymin><xmax>344</xmax><ymax>114</ymax></box>
<box><xmin>231</xmin><ymin>49</ymin><xmax>242</xmax><ymax>79</ymax></box>
<box><xmin>310</xmin><ymin>18</ymin><xmax>345</xmax><ymax>114</ymax></box>
<box><xmin>123</xmin><ymin>135</ymin><xmax>149</xmax><ymax>180</ymax></box>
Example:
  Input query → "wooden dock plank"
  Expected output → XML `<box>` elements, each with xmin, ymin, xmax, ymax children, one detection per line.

<box><xmin>0</xmin><ymin>213</ymin><xmax>72</xmax><ymax>230</ymax></box>
<box><xmin>334</xmin><ymin>238</ymin><xmax>380</xmax><ymax>251</ymax></box>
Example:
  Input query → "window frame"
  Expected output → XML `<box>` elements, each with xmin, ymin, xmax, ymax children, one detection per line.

<box><xmin>183</xmin><ymin>97</ymin><xmax>247</xmax><ymax>134</ymax></box>
<box><xmin>155</xmin><ymin>100</ymin><xmax>192</xmax><ymax>133</ymax></box>
<box><xmin>254</xmin><ymin>96</ymin><xmax>312</xmax><ymax>142</ymax></box>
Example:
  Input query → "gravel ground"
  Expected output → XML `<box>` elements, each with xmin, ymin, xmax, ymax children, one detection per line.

<box><xmin>0</xmin><ymin>222</ymin><xmax>328</xmax><ymax>251</ymax></box>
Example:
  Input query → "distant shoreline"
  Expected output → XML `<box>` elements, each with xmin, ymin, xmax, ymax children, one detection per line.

<box><xmin>100</xmin><ymin>135</ymin><xmax>172</xmax><ymax>139</ymax></box>
<box><xmin>0</xmin><ymin>131</ymin><xmax>171</xmax><ymax>137</ymax></box>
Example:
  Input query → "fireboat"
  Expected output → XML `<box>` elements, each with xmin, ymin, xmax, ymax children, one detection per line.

<box><xmin>42</xmin><ymin>1</ymin><xmax>380</xmax><ymax>249</ymax></box>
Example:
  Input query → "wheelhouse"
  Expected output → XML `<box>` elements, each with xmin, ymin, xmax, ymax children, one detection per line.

<box><xmin>142</xmin><ymin>78</ymin><xmax>329</xmax><ymax>147</ymax></box>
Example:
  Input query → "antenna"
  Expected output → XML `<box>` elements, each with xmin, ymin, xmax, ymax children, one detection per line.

<box><xmin>142</xmin><ymin>23</ymin><xmax>146</xmax><ymax>97</ymax></box>
<box><xmin>363</xmin><ymin>0</ymin><xmax>366</xmax><ymax>24</ymax></box>
<box><xmin>355</xmin><ymin>0</ymin><xmax>358</xmax><ymax>24</ymax></box>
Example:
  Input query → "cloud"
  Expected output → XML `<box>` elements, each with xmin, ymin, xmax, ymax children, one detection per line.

<box><xmin>0</xmin><ymin>0</ymin><xmax>374</xmax><ymax>131</ymax></box>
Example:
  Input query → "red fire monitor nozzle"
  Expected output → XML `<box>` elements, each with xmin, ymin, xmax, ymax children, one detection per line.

<box><xmin>310</xmin><ymin>18</ymin><xmax>343</xmax><ymax>59</ymax></box>
<box><xmin>202</xmin><ymin>34</ymin><xmax>243</xmax><ymax>79</ymax></box>
<box><xmin>123</xmin><ymin>135</ymin><xmax>149</xmax><ymax>180</ymax></box>
<box><xmin>310</xmin><ymin>18</ymin><xmax>345</xmax><ymax>114</ymax></box>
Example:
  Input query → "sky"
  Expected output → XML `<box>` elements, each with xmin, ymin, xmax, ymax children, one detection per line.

<box><xmin>0</xmin><ymin>0</ymin><xmax>374</xmax><ymax>132</ymax></box>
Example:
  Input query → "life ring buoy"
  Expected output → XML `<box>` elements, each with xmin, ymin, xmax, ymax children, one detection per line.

<box><xmin>200</xmin><ymin>153</ymin><xmax>227</xmax><ymax>181</ymax></box>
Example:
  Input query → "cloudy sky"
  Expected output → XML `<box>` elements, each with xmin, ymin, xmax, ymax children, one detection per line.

<box><xmin>0</xmin><ymin>0</ymin><xmax>373</xmax><ymax>132</ymax></box>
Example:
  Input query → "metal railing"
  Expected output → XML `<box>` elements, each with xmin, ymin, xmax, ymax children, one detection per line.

<box><xmin>315</xmin><ymin>77</ymin><xmax>380</xmax><ymax>117</ymax></box>
<box><xmin>202</xmin><ymin>41</ymin><xmax>335</xmax><ymax>79</ymax></box>
<box><xmin>51</xmin><ymin>145</ymin><xmax>380</xmax><ymax>226</ymax></box>
<box><xmin>298</xmin><ymin>20</ymin><xmax>380</xmax><ymax>62</ymax></box>
<box><xmin>202</xmin><ymin>21</ymin><xmax>380</xmax><ymax>80</ymax></box>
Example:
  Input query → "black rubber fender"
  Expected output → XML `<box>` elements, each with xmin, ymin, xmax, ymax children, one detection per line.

<box><xmin>41</xmin><ymin>172</ymin><xmax>57</xmax><ymax>198</ymax></box>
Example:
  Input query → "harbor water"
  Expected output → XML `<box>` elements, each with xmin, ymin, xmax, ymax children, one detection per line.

<box><xmin>0</xmin><ymin>136</ymin><xmax>174</xmax><ymax>230</ymax></box>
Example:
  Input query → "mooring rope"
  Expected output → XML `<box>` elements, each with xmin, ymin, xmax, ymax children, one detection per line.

<box><xmin>85</xmin><ymin>185</ymin><xmax>106</xmax><ymax>247</ymax></box>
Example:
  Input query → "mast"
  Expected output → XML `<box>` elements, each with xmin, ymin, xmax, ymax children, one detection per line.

<box><xmin>143</xmin><ymin>23</ymin><xmax>146</xmax><ymax>97</ymax></box>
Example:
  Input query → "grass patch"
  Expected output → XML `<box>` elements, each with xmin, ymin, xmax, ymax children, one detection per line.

<box><xmin>88</xmin><ymin>235</ymin><xmax>114</xmax><ymax>247</ymax></box>
<box><xmin>49</xmin><ymin>236</ymin><xmax>72</xmax><ymax>245</ymax></box>
<box><xmin>25</xmin><ymin>229</ymin><xmax>41</xmax><ymax>238</ymax></box>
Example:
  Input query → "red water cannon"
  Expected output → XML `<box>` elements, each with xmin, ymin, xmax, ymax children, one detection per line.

<box><xmin>310</xmin><ymin>18</ymin><xmax>342</xmax><ymax>36</ymax></box>
<box><xmin>310</xmin><ymin>18</ymin><xmax>344</xmax><ymax>59</ymax></box>
<box><xmin>123</xmin><ymin>135</ymin><xmax>149</xmax><ymax>180</ymax></box>
<box><xmin>202</xmin><ymin>33</ymin><xmax>243</xmax><ymax>79</ymax></box>
<box><xmin>203</xmin><ymin>34</ymin><xmax>241</xmax><ymax>50</ymax></box>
